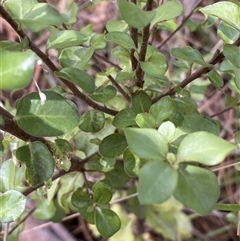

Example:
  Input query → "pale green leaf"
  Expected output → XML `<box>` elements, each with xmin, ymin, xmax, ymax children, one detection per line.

<box><xmin>174</xmin><ymin>165</ymin><xmax>220</xmax><ymax>215</ymax></box>
<box><xmin>124</xmin><ymin>128</ymin><xmax>168</xmax><ymax>161</ymax></box>
<box><xmin>0</xmin><ymin>190</ymin><xmax>26</xmax><ymax>222</ymax></box>
<box><xmin>136</xmin><ymin>113</ymin><xmax>156</xmax><ymax>128</ymax></box>
<box><xmin>177</xmin><ymin>131</ymin><xmax>237</xmax><ymax>165</ymax></box>
<box><xmin>223</xmin><ymin>44</ymin><xmax>240</xmax><ymax>68</ymax></box>
<box><xmin>90</xmin><ymin>85</ymin><xmax>117</xmax><ymax>103</ymax></box>
<box><xmin>218</xmin><ymin>22</ymin><xmax>240</xmax><ymax>44</ymax></box>
<box><xmin>138</xmin><ymin>161</ymin><xmax>178</xmax><ymax>204</ymax></box>
<box><xmin>207</xmin><ymin>70</ymin><xmax>224</xmax><ymax>90</ymax></box>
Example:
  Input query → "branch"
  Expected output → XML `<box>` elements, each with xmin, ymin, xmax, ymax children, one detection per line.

<box><xmin>0</xmin><ymin>5</ymin><xmax>117</xmax><ymax>116</ymax></box>
<box><xmin>135</xmin><ymin>0</ymin><xmax>153</xmax><ymax>88</ymax></box>
<box><xmin>152</xmin><ymin>37</ymin><xmax>240</xmax><ymax>103</ymax></box>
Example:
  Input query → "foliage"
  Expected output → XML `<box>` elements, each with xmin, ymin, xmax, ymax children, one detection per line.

<box><xmin>0</xmin><ymin>0</ymin><xmax>240</xmax><ymax>240</ymax></box>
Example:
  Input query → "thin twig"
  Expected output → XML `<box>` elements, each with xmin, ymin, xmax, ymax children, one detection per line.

<box><xmin>0</xmin><ymin>5</ymin><xmax>117</xmax><ymax>116</ymax></box>
<box><xmin>135</xmin><ymin>0</ymin><xmax>154</xmax><ymax>88</ymax></box>
<box><xmin>157</xmin><ymin>0</ymin><xmax>204</xmax><ymax>49</ymax></box>
<box><xmin>210</xmin><ymin>102</ymin><xmax>240</xmax><ymax>118</ymax></box>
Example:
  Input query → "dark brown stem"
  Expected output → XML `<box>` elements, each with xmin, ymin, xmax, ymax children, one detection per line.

<box><xmin>0</xmin><ymin>5</ymin><xmax>117</xmax><ymax>116</ymax></box>
<box><xmin>210</xmin><ymin>102</ymin><xmax>240</xmax><ymax>118</ymax></box>
<box><xmin>135</xmin><ymin>0</ymin><xmax>153</xmax><ymax>88</ymax></box>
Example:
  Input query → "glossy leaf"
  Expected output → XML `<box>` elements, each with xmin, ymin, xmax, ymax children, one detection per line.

<box><xmin>218</xmin><ymin>22</ymin><xmax>240</xmax><ymax>44</ymax></box>
<box><xmin>124</xmin><ymin>128</ymin><xmax>168</xmax><ymax>161</ymax></box>
<box><xmin>79</xmin><ymin>110</ymin><xmax>105</xmax><ymax>132</ymax></box>
<box><xmin>55</xmin><ymin>67</ymin><xmax>95</xmax><ymax>94</ymax></box>
<box><xmin>170</xmin><ymin>46</ymin><xmax>212</xmax><ymax>67</ymax></box>
<box><xmin>47</xmin><ymin>30</ymin><xmax>88</xmax><ymax>49</ymax></box>
<box><xmin>99</xmin><ymin>134</ymin><xmax>128</xmax><ymax>158</ymax></box>
<box><xmin>177</xmin><ymin>131</ymin><xmax>237</xmax><ymax>165</ymax></box>
<box><xmin>21</xmin><ymin>3</ymin><xmax>63</xmax><ymax>32</ymax></box>
<box><xmin>15</xmin><ymin>91</ymin><xmax>80</xmax><ymax>137</ymax></box>
<box><xmin>136</xmin><ymin>113</ymin><xmax>156</xmax><ymax>128</ymax></box>
<box><xmin>151</xmin><ymin>0</ymin><xmax>183</xmax><ymax>28</ymax></box>
<box><xmin>223</xmin><ymin>44</ymin><xmax>240</xmax><ymax>68</ymax></box>
<box><xmin>90</xmin><ymin>85</ymin><xmax>117</xmax><ymax>103</ymax></box>
<box><xmin>72</xmin><ymin>188</ymin><xmax>92</xmax><ymax>209</ymax></box>
<box><xmin>59</xmin><ymin>46</ymin><xmax>94</xmax><ymax>69</ymax></box>
<box><xmin>112</xmin><ymin>108</ymin><xmax>137</xmax><ymax>128</ymax></box>
<box><xmin>106</xmin><ymin>20</ymin><xmax>128</xmax><ymax>32</ymax></box>
<box><xmin>140</xmin><ymin>51</ymin><xmax>168</xmax><ymax>77</ymax></box>
<box><xmin>207</xmin><ymin>70</ymin><xmax>224</xmax><ymax>90</ymax></box>
<box><xmin>158</xmin><ymin>121</ymin><xmax>176</xmax><ymax>142</ymax></box>
<box><xmin>123</xmin><ymin>148</ymin><xmax>141</xmax><ymax>177</ymax></box>
<box><xmin>150</xmin><ymin>96</ymin><xmax>175</xmax><ymax>126</ymax></box>
<box><xmin>105</xmin><ymin>32</ymin><xmax>136</xmax><ymax>50</ymax></box>
<box><xmin>3</xmin><ymin>0</ymin><xmax>37</xmax><ymax>19</ymax></box>
<box><xmin>118</xmin><ymin>0</ymin><xmax>155</xmax><ymax>29</ymax></box>
<box><xmin>174</xmin><ymin>165</ymin><xmax>220</xmax><ymax>215</ymax></box>
<box><xmin>0</xmin><ymin>50</ymin><xmax>38</xmax><ymax>90</ymax></box>
<box><xmin>200</xmin><ymin>2</ymin><xmax>240</xmax><ymax>31</ymax></box>
<box><xmin>95</xmin><ymin>207</ymin><xmax>121</xmax><ymax>238</ymax></box>
<box><xmin>0</xmin><ymin>190</ymin><xmax>26</xmax><ymax>222</ymax></box>
<box><xmin>16</xmin><ymin>141</ymin><xmax>55</xmax><ymax>186</ymax></box>
<box><xmin>132</xmin><ymin>91</ymin><xmax>151</xmax><ymax>113</ymax></box>
<box><xmin>93</xmin><ymin>187</ymin><xmax>112</xmax><ymax>204</ymax></box>
<box><xmin>138</xmin><ymin>161</ymin><xmax>178</xmax><ymax>204</ymax></box>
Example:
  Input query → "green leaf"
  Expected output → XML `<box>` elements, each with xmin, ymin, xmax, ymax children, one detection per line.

<box><xmin>132</xmin><ymin>91</ymin><xmax>151</xmax><ymax>113</ymax></box>
<box><xmin>106</xmin><ymin>20</ymin><xmax>128</xmax><ymax>32</ymax></box>
<box><xmin>112</xmin><ymin>108</ymin><xmax>137</xmax><ymax>128</ymax></box>
<box><xmin>47</xmin><ymin>30</ymin><xmax>88</xmax><ymax>49</ymax></box>
<box><xmin>174</xmin><ymin>165</ymin><xmax>220</xmax><ymax>215</ymax></box>
<box><xmin>223</xmin><ymin>44</ymin><xmax>240</xmax><ymax>68</ymax></box>
<box><xmin>0</xmin><ymin>50</ymin><xmax>39</xmax><ymax>90</ymax></box>
<box><xmin>99</xmin><ymin>134</ymin><xmax>128</xmax><ymax>158</ymax></box>
<box><xmin>116</xmin><ymin>71</ymin><xmax>135</xmax><ymax>83</ymax></box>
<box><xmin>158</xmin><ymin>121</ymin><xmax>176</xmax><ymax>142</ymax></box>
<box><xmin>215</xmin><ymin>203</ymin><xmax>240</xmax><ymax>212</ymax></box>
<box><xmin>136</xmin><ymin>113</ymin><xmax>156</xmax><ymax>128</ymax></box>
<box><xmin>16</xmin><ymin>141</ymin><xmax>55</xmax><ymax>186</ymax></box>
<box><xmin>118</xmin><ymin>0</ymin><xmax>155</xmax><ymax>29</ymax></box>
<box><xmin>138</xmin><ymin>161</ymin><xmax>178</xmax><ymax>204</ymax></box>
<box><xmin>150</xmin><ymin>96</ymin><xmax>175</xmax><ymax>126</ymax></box>
<box><xmin>218</xmin><ymin>22</ymin><xmax>240</xmax><ymax>44</ymax></box>
<box><xmin>179</xmin><ymin>114</ymin><xmax>220</xmax><ymax>135</ymax></box>
<box><xmin>123</xmin><ymin>148</ymin><xmax>141</xmax><ymax>177</ymax></box>
<box><xmin>79</xmin><ymin>110</ymin><xmax>105</xmax><ymax>133</ymax></box>
<box><xmin>55</xmin><ymin>67</ymin><xmax>95</xmax><ymax>94</ymax></box>
<box><xmin>124</xmin><ymin>128</ymin><xmax>168</xmax><ymax>161</ymax></box>
<box><xmin>90</xmin><ymin>85</ymin><xmax>117</xmax><ymax>103</ymax></box>
<box><xmin>95</xmin><ymin>207</ymin><xmax>121</xmax><ymax>238</ymax></box>
<box><xmin>0</xmin><ymin>190</ymin><xmax>26</xmax><ymax>222</ymax></box>
<box><xmin>173</xmin><ymin>97</ymin><xmax>198</xmax><ymax>116</ymax></box>
<box><xmin>3</xmin><ymin>0</ymin><xmax>37</xmax><ymax>19</ymax></box>
<box><xmin>72</xmin><ymin>188</ymin><xmax>92</xmax><ymax>209</ymax></box>
<box><xmin>200</xmin><ymin>2</ymin><xmax>240</xmax><ymax>31</ymax></box>
<box><xmin>151</xmin><ymin>0</ymin><xmax>183</xmax><ymax>28</ymax></box>
<box><xmin>105</xmin><ymin>32</ymin><xmax>136</xmax><ymax>50</ymax></box>
<box><xmin>207</xmin><ymin>70</ymin><xmax>224</xmax><ymax>90</ymax></box>
<box><xmin>140</xmin><ymin>51</ymin><xmax>168</xmax><ymax>78</ymax></box>
<box><xmin>177</xmin><ymin>131</ymin><xmax>237</xmax><ymax>166</ymax></box>
<box><xmin>170</xmin><ymin>46</ymin><xmax>212</xmax><ymax>67</ymax></box>
<box><xmin>93</xmin><ymin>187</ymin><xmax>113</xmax><ymax>204</ymax></box>
<box><xmin>105</xmin><ymin>162</ymin><xmax>130</xmax><ymax>189</ymax></box>
<box><xmin>15</xmin><ymin>91</ymin><xmax>80</xmax><ymax>137</ymax></box>
<box><xmin>21</xmin><ymin>3</ymin><xmax>63</xmax><ymax>32</ymax></box>
<box><xmin>59</xmin><ymin>46</ymin><xmax>94</xmax><ymax>69</ymax></box>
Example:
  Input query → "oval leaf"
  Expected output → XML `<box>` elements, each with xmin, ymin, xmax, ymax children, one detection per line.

<box><xmin>95</xmin><ymin>207</ymin><xmax>121</xmax><ymax>238</ymax></box>
<box><xmin>174</xmin><ymin>165</ymin><xmax>220</xmax><ymax>215</ymax></box>
<box><xmin>124</xmin><ymin>128</ymin><xmax>168</xmax><ymax>161</ymax></box>
<box><xmin>223</xmin><ymin>44</ymin><xmax>240</xmax><ymax>69</ymax></box>
<box><xmin>177</xmin><ymin>131</ymin><xmax>237</xmax><ymax>165</ymax></box>
<box><xmin>55</xmin><ymin>67</ymin><xmax>95</xmax><ymax>94</ymax></box>
<box><xmin>90</xmin><ymin>85</ymin><xmax>117</xmax><ymax>103</ymax></box>
<box><xmin>99</xmin><ymin>134</ymin><xmax>128</xmax><ymax>158</ymax></box>
<box><xmin>113</xmin><ymin>108</ymin><xmax>137</xmax><ymax>128</ymax></box>
<box><xmin>15</xmin><ymin>91</ymin><xmax>80</xmax><ymax>137</ymax></box>
<box><xmin>0</xmin><ymin>190</ymin><xmax>26</xmax><ymax>222</ymax></box>
<box><xmin>16</xmin><ymin>141</ymin><xmax>55</xmax><ymax>186</ymax></box>
<box><xmin>79</xmin><ymin>110</ymin><xmax>105</xmax><ymax>132</ymax></box>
